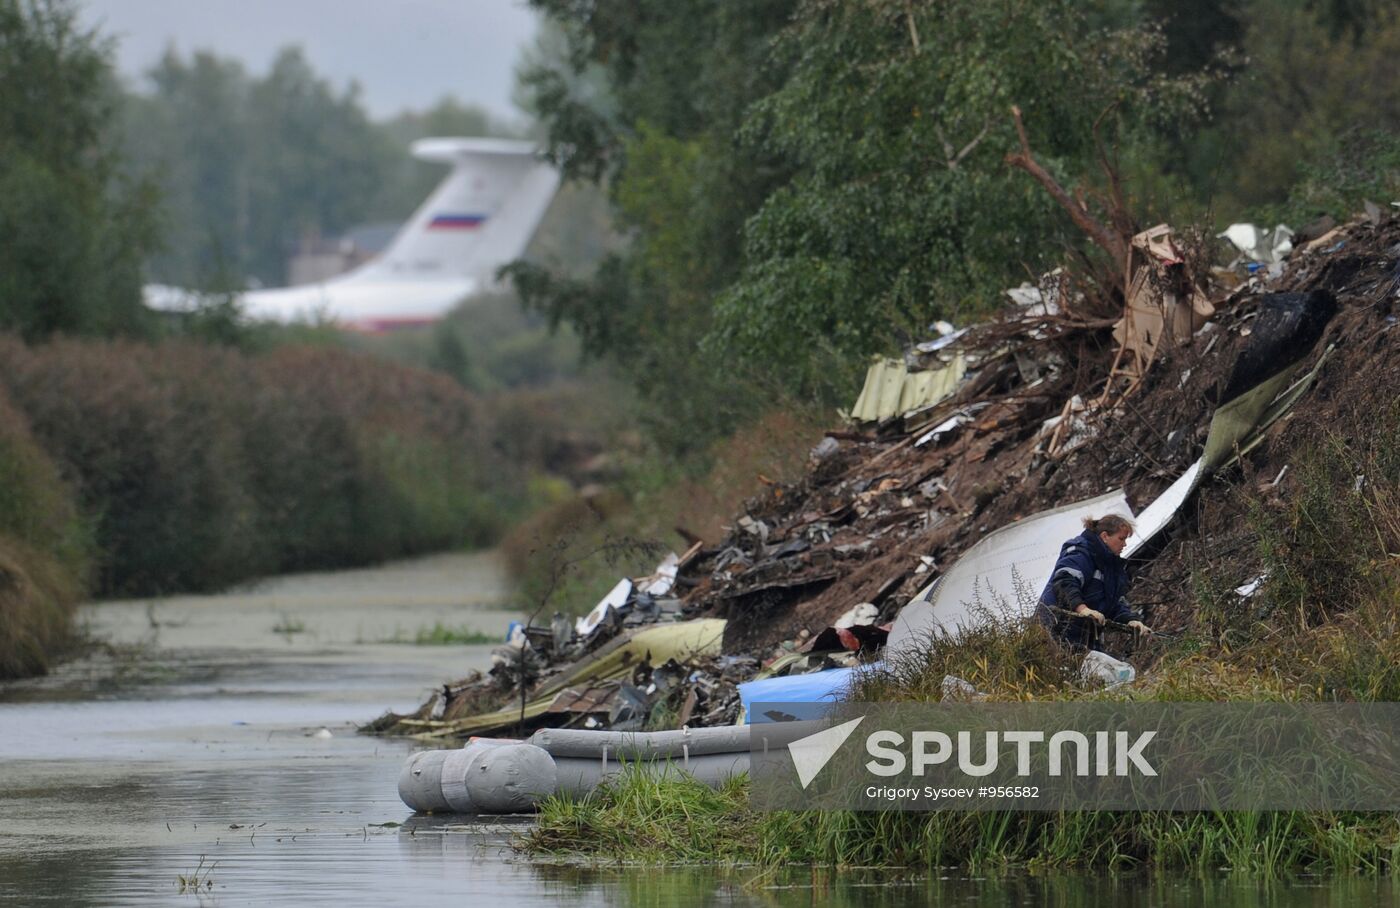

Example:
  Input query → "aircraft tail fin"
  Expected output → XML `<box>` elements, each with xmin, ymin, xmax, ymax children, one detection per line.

<box><xmin>354</xmin><ymin>137</ymin><xmax>560</xmax><ymax>289</ymax></box>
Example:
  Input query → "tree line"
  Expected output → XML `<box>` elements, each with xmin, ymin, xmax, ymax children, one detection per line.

<box><xmin>7</xmin><ymin>0</ymin><xmax>1396</xmax><ymax>407</ymax></box>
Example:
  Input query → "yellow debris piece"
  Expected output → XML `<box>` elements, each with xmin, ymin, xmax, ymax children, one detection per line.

<box><xmin>849</xmin><ymin>353</ymin><xmax>966</xmax><ymax>423</ymax></box>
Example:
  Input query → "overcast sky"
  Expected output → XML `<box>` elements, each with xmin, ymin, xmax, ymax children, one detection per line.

<box><xmin>78</xmin><ymin>0</ymin><xmax>541</xmax><ymax>123</ymax></box>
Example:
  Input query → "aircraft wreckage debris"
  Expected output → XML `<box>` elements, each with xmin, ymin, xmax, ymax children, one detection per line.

<box><xmin>371</xmin><ymin>209</ymin><xmax>1400</xmax><ymax>789</ymax></box>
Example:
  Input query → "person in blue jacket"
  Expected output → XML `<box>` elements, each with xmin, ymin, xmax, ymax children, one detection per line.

<box><xmin>1037</xmin><ymin>514</ymin><xmax>1152</xmax><ymax>649</ymax></box>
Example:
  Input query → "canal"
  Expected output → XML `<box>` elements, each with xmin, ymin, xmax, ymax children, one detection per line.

<box><xmin>1</xmin><ymin>552</ymin><xmax>1392</xmax><ymax>905</ymax></box>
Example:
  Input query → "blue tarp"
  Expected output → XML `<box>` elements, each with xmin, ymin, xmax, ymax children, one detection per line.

<box><xmin>740</xmin><ymin>663</ymin><xmax>886</xmax><ymax>723</ymax></box>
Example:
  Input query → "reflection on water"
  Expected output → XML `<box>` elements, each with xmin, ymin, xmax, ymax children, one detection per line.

<box><xmin>10</xmin><ymin>843</ymin><xmax>1396</xmax><ymax>908</ymax></box>
<box><xmin>2</xmin><ymin>554</ymin><xmax>1398</xmax><ymax>905</ymax></box>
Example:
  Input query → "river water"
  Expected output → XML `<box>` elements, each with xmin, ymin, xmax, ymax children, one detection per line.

<box><xmin>1</xmin><ymin>552</ymin><xmax>1394</xmax><ymax>906</ymax></box>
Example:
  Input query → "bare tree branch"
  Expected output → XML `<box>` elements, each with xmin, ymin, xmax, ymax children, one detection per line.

<box><xmin>1092</xmin><ymin>101</ymin><xmax>1134</xmax><ymax>241</ymax></box>
<box><xmin>951</xmin><ymin>118</ymin><xmax>992</xmax><ymax>168</ymax></box>
<box><xmin>1003</xmin><ymin>105</ymin><xmax>1128</xmax><ymax>266</ymax></box>
<box><xmin>933</xmin><ymin>124</ymin><xmax>956</xmax><ymax>166</ymax></box>
<box><xmin>934</xmin><ymin>117</ymin><xmax>992</xmax><ymax>171</ymax></box>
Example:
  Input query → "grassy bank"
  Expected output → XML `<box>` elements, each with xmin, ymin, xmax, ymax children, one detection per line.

<box><xmin>526</xmin><ymin>770</ymin><xmax>1400</xmax><ymax>875</ymax></box>
<box><xmin>522</xmin><ymin>393</ymin><xmax>1400</xmax><ymax>875</ymax></box>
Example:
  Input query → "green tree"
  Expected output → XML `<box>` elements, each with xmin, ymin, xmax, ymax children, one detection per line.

<box><xmin>0</xmin><ymin>0</ymin><xmax>157</xmax><ymax>338</ymax></box>
<box><xmin>370</xmin><ymin>96</ymin><xmax>517</xmax><ymax>220</ymax></box>
<box><xmin>122</xmin><ymin>46</ymin><xmax>396</xmax><ymax>288</ymax></box>
<box><xmin>515</xmin><ymin>0</ymin><xmax>1214</xmax><ymax>434</ymax></box>
<box><xmin>243</xmin><ymin>49</ymin><xmax>397</xmax><ymax>284</ymax></box>
<box><xmin>1205</xmin><ymin>0</ymin><xmax>1400</xmax><ymax>217</ymax></box>
<box><xmin>712</xmin><ymin>0</ymin><xmax>1210</xmax><ymax>391</ymax></box>
<box><xmin>124</xmin><ymin>50</ymin><xmax>251</xmax><ymax>288</ymax></box>
<box><xmin>512</xmin><ymin>0</ymin><xmax>799</xmax><ymax>452</ymax></box>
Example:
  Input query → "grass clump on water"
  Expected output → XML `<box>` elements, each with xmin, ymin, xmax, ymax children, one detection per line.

<box><xmin>408</xmin><ymin>623</ymin><xmax>500</xmax><ymax>645</ymax></box>
<box><xmin>526</xmin><ymin>770</ymin><xmax>759</xmax><ymax>864</ymax></box>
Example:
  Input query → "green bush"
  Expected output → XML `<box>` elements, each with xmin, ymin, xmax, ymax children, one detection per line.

<box><xmin>0</xmin><ymin>385</ymin><xmax>88</xmax><ymax>678</ymax></box>
<box><xmin>0</xmin><ymin>334</ymin><xmax>522</xmax><ymax>596</ymax></box>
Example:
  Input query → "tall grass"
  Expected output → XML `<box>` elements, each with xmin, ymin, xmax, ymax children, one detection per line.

<box><xmin>527</xmin><ymin>768</ymin><xmax>1400</xmax><ymax>875</ymax></box>
<box><xmin>528</xmin><ymin>771</ymin><xmax>758</xmax><ymax>864</ymax></box>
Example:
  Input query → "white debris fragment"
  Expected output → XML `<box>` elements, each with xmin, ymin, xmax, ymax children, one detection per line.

<box><xmin>640</xmin><ymin>552</ymin><xmax>680</xmax><ymax>596</ymax></box>
<box><xmin>1081</xmin><ymin>651</ymin><xmax>1136</xmax><ymax>687</ymax></box>
<box><xmin>940</xmin><ymin>675</ymin><xmax>985</xmax><ymax>701</ymax></box>
<box><xmin>810</xmin><ymin>436</ymin><xmax>840</xmax><ymax>460</ymax></box>
<box><xmin>1234</xmin><ymin>575</ymin><xmax>1267</xmax><ymax>598</ymax></box>
<box><xmin>1220</xmin><ymin>223</ymin><xmax>1294</xmax><ymax>265</ymax></box>
<box><xmin>833</xmin><ymin>603</ymin><xmax>879</xmax><ymax>629</ymax></box>
<box><xmin>914</xmin><ymin>414</ymin><xmax>970</xmax><ymax>447</ymax></box>
<box><xmin>576</xmin><ymin>578</ymin><xmax>633</xmax><ymax>636</ymax></box>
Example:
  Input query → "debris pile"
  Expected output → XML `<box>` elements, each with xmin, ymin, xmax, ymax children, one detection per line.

<box><xmin>368</xmin><ymin>205</ymin><xmax>1400</xmax><ymax>742</ymax></box>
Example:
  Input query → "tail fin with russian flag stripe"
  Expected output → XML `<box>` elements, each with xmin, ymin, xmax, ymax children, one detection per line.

<box><xmin>357</xmin><ymin>138</ymin><xmax>561</xmax><ymax>287</ymax></box>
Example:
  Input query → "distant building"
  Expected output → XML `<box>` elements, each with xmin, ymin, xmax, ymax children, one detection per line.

<box><xmin>286</xmin><ymin>222</ymin><xmax>400</xmax><ymax>286</ymax></box>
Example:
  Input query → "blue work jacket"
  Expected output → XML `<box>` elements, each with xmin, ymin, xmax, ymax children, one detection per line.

<box><xmin>1036</xmin><ymin>530</ymin><xmax>1140</xmax><ymax>648</ymax></box>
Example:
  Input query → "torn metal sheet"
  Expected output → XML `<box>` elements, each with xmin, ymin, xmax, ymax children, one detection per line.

<box><xmin>1111</xmin><ymin>225</ymin><xmax>1215</xmax><ymax>372</ymax></box>
<box><xmin>914</xmin><ymin>326</ymin><xmax>969</xmax><ymax>354</ymax></box>
<box><xmin>848</xmin><ymin>353</ymin><xmax>967</xmax><ymax>423</ymax></box>
<box><xmin>1204</xmin><ymin>344</ymin><xmax>1335</xmax><ymax>470</ymax></box>
<box><xmin>1123</xmin><ymin>345</ymin><xmax>1335</xmax><ymax>557</ymax></box>
<box><xmin>546</xmin><ymin>619</ymin><xmax>726</xmax><ymax>696</ymax></box>
<box><xmin>576</xmin><ymin>577</ymin><xmax>632</xmax><ymax>636</ymax></box>
<box><xmin>1133</xmin><ymin>223</ymin><xmax>1185</xmax><ymax>264</ymax></box>
<box><xmin>886</xmin><ymin>489</ymin><xmax>1133</xmax><ymax>661</ymax></box>
<box><xmin>1122</xmin><ymin>457</ymin><xmax>1204</xmax><ymax>559</ymax></box>
<box><xmin>639</xmin><ymin>552</ymin><xmax>680</xmax><ymax>596</ymax></box>
<box><xmin>417</xmin><ymin>619</ymin><xmax>728</xmax><ymax>738</ymax></box>
<box><xmin>1113</xmin><ymin>287</ymin><xmax>1215</xmax><ymax>366</ymax></box>
<box><xmin>1220</xmin><ymin>223</ymin><xmax>1294</xmax><ymax>265</ymax></box>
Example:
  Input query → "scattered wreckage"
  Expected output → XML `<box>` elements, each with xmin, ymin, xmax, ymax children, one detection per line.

<box><xmin>376</xmin><ymin>204</ymin><xmax>1400</xmax><ymax>810</ymax></box>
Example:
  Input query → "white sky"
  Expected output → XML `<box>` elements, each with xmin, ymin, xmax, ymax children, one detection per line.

<box><xmin>78</xmin><ymin>0</ymin><xmax>541</xmax><ymax>122</ymax></box>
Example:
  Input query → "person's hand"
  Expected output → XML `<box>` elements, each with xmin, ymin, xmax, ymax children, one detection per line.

<box><xmin>1075</xmin><ymin>605</ymin><xmax>1105</xmax><ymax>625</ymax></box>
<box><xmin>1127</xmin><ymin>619</ymin><xmax>1152</xmax><ymax>636</ymax></box>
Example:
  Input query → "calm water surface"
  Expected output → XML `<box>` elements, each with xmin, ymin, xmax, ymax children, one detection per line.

<box><xmin>0</xmin><ymin>552</ymin><xmax>1395</xmax><ymax>905</ymax></box>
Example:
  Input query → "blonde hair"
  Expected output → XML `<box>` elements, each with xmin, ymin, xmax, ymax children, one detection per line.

<box><xmin>1083</xmin><ymin>514</ymin><xmax>1134</xmax><ymax>536</ymax></box>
